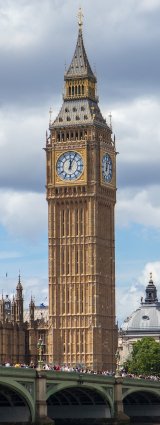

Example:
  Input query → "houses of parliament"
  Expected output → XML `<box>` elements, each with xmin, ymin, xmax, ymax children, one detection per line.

<box><xmin>0</xmin><ymin>9</ymin><xmax>118</xmax><ymax>371</ymax></box>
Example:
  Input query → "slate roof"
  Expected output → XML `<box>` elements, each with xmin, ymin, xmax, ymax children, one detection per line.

<box><xmin>65</xmin><ymin>28</ymin><xmax>96</xmax><ymax>81</ymax></box>
<box><xmin>121</xmin><ymin>304</ymin><xmax>160</xmax><ymax>332</ymax></box>
<box><xmin>23</xmin><ymin>306</ymin><xmax>49</xmax><ymax>323</ymax></box>
<box><xmin>52</xmin><ymin>99</ymin><xmax>111</xmax><ymax>131</ymax></box>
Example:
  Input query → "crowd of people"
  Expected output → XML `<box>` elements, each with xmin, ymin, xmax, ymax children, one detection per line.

<box><xmin>1</xmin><ymin>362</ymin><xmax>115</xmax><ymax>374</ymax></box>
<box><xmin>1</xmin><ymin>361</ymin><xmax>159</xmax><ymax>381</ymax></box>
<box><xmin>121</xmin><ymin>371</ymin><xmax>160</xmax><ymax>380</ymax></box>
<box><xmin>1</xmin><ymin>362</ymin><xmax>160</xmax><ymax>379</ymax></box>
<box><xmin>1</xmin><ymin>362</ymin><xmax>36</xmax><ymax>368</ymax></box>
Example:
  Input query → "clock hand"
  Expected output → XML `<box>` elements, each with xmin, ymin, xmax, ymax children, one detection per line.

<box><xmin>69</xmin><ymin>153</ymin><xmax>77</xmax><ymax>171</ymax></box>
<box><xmin>69</xmin><ymin>159</ymin><xmax>72</xmax><ymax>170</ymax></box>
<box><xmin>71</xmin><ymin>152</ymin><xmax>77</xmax><ymax>166</ymax></box>
<box><xmin>106</xmin><ymin>162</ymin><xmax>108</xmax><ymax>172</ymax></box>
<box><xmin>68</xmin><ymin>152</ymin><xmax>72</xmax><ymax>170</ymax></box>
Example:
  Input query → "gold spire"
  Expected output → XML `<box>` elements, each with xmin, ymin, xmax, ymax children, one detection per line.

<box><xmin>77</xmin><ymin>6</ymin><xmax>84</xmax><ymax>29</ymax></box>
<box><xmin>49</xmin><ymin>108</ymin><xmax>53</xmax><ymax>123</ymax></box>
<box><xmin>150</xmin><ymin>272</ymin><xmax>152</xmax><ymax>280</ymax></box>
<box><xmin>109</xmin><ymin>111</ymin><xmax>112</xmax><ymax>128</ymax></box>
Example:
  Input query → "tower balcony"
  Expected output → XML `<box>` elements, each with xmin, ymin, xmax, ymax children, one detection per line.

<box><xmin>63</xmin><ymin>93</ymin><xmax>99</xmax><ymax>103</ymax></box>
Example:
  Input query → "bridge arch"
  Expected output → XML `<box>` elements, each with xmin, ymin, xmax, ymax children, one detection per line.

<box><xmin>0</xmin><ymin>377</ymin><xmax>35</xmax><ymax>422</ymax></box>
<box><xmin>122</xmin><ymin>387</ymin><xmax>160</xmax><ymax>418</ymax></box>
<box><xmin>122</xmin><ymin>386</ymin><xmax>160</xmax><ymax>401</ymax></box>
<box><xmin>46</xmin><ymin>381</ymin><xmax>113</xmax><ymax>420</ymax></box>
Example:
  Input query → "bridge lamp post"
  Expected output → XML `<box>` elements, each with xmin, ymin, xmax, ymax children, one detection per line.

<box><xmin>115</xmin><ymin>350</ymin><xmax>120</xmax><ymax>376</ymax></box>
<box><xmin>37</xmin><ymin>338</ymin><xmax>45</xmax><ymax>370</ymax></box>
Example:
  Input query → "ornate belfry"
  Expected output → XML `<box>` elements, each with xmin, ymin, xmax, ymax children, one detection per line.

<box><xmin>45</xmin><ymin>8</ymin><xmax>118</xmax><ymax>370</ymax></box>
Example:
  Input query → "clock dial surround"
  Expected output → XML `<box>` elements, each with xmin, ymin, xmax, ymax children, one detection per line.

<box><xmin>102</xmin><ymin>153</ymin><xmax>113</xmax><ymax>183</ymax></box>
<box><xmin>56</xmin><ymin>151</ymin><xmax>84</xmax><ymax>181</ymax></box>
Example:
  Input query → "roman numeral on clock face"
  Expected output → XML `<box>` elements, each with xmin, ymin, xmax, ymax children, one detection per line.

<box><xmin>57</xmin><ymin>151</ymin><xmax>84</xmax><ymax>181</ymax></box>
<box><xmin>102</xmin><ymin>153</ymin><xmax>112</xmax><ymax>183</ymax></box>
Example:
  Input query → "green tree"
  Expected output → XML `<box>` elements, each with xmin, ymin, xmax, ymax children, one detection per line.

<box><xmin>123</xmin><ymin>337</ymin><xmax>160</xmax><ymax>375</ymax></box>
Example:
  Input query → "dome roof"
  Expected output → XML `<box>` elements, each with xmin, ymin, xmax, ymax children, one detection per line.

<box><xmin>121</xmin><ymin>305</ymin><xmax>160</xmax><ymax>331</ymax></box>
<box><xmin>121</xmin><ymin>274</ymin><xmax>160</xmax><ymax>332</ymax></box>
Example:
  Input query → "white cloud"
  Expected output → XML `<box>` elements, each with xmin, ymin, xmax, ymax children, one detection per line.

<box><xmin>116</xmin><ymin>186</ymin><xmax>160</xmax><ymax>229</ymax></box>
<box><xmin>0</xmin><ymin>251</ymin><xmax>20</xmax><ymax>259</ymax></box>
<box><xmin>22</xmin><ymin>276</ymin><xmax>48</xmax><ymax>307</ymax></box>
<box><xmin>0</xmin><ymin>0</ymin><xmax>81</xmax><ymax>52</ymax></box>
<box><xmin>138</xmin><ymin>0</ymin><xmax>160</xmax><ymax>12</ymax></box>
<box><xmin>0</xmin><ymin>105</ymin><xmax>47</xmax><ymax>147</ymax></box>
<box><xmin>0</xmin><ymin>0</ymin><xmax>50</xmax><ymax>50</ymax></box>
<box><xmin>0</xmin><ymin>276</ymin><xmax>48</xmax><ymax>308</ymax></box>
<box><xmin>106</xmin><ymin>97</ymin><xmax>160</xmax><ymax>230</ymax></box>
<box><xmin>117</xmin><ymin>262</ymin><xmax>160</xmax><ymax>326</ymax></box>
<box><xmin>139</xmin><ymin>262</ymin><xmax>160</xmax><ymax>288</ymax></box>
<box><xmin>1</xmin><ymin>0</ymin><xmax>159</xmax><ymax>57</ymax></box>
<box><xmin>117</xmin><ymin>281</ymin><xmax>143</xmax><ymax>327</ymax></box>
<box><xmin>0</xmin><ymin>105</ymin><xmax>49</xmax><ymax>192</ymax></box>
<box><xmin>0</xmin><ymin>189</ymin><xmax>47</xmax><ymax>240</ymax></box>
<box><xmin>106</xmin><ymin>96</ymin><xmax>160</xmax><ymax>164</ymax></box>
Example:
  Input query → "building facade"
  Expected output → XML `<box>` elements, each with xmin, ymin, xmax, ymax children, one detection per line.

<box><xmin>45</xmin><ymin>11</ymin><xmax>118</xmax><ymax>371</ymax></box>
<box><xmin>119</xmin><ymin>274</ymin><xmax>160</xmax><ymax>364</ymax></box>
<box><xmin>0</xmin><ymin>274</ymin><xmax>49</xmax><ymax>365</ymax></box>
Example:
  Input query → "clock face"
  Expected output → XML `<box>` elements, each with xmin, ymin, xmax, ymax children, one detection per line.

<box><xmin>102</xmin><ymin>153</ymin><xmax>112</xmax><ymax>183</ymax></box>
<box><xmin>56</xmin><ymin>151</ymin><xmax>84</xmax><ymax>181</ymax></box>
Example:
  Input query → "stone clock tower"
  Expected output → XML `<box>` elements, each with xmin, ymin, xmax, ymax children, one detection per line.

<box><xmin>45</xmin><ymin>9</ymin><xmax>118</xmax><ymax>371</ymax></box>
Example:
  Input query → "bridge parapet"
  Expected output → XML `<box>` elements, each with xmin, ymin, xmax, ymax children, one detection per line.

<box><xmin>46</xmin><ymin>370</ymin><xmax>115</xmax><ymax>384</ymax></box>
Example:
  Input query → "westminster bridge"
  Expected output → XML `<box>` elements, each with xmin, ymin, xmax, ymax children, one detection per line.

<box><xmin>1</xmin><ymin>368</ymin><xmax>160</xmax><ymax>423</ymax></box>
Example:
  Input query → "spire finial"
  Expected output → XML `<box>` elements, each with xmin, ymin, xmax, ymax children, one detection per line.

<box><xmin>109</xmin><ymin>111</ymin><xmax>112</xmax><ymax>129</ymax></box>
<box><xmin>49</xmin><ymin>108</ymin><xmax>53</xmax><ymax>124</ymax></box>
<box><xmin>150</xmin><ymin>272</ymin><xmax>152</xmax><ymax>280</ymax></box>
<box><xmin>77</xmin><ymin>6</ymin><xmax>84</xmax><ymax>29</ymax></box>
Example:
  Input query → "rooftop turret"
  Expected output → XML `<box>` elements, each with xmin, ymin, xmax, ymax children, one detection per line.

<box><xmin>16</xmin><ymin>272</ymin><xmax>23</xmax><ymax>299</ymax></box>
<box><xmin>144</xmin><ymin>273</ymin><xmax>158</xmax><ymax>304</ymax></box>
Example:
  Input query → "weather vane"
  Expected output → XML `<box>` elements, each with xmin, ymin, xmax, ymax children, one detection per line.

<box><xmin>77</xmin><ymin>6</ymin><xmax>84</xmax><ymax>29</ymax></box>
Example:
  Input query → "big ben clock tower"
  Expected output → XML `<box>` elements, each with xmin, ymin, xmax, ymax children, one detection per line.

<box><xmin>45</xmin><ymin>8</ymin><xmax>118</xmax><ymax>371</ymax></box>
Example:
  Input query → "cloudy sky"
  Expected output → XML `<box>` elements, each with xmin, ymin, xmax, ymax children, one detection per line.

<box><xmin>0</xmin><ymin>0</ymin><xmax>160</xmax><ymax>326</ymax></box>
